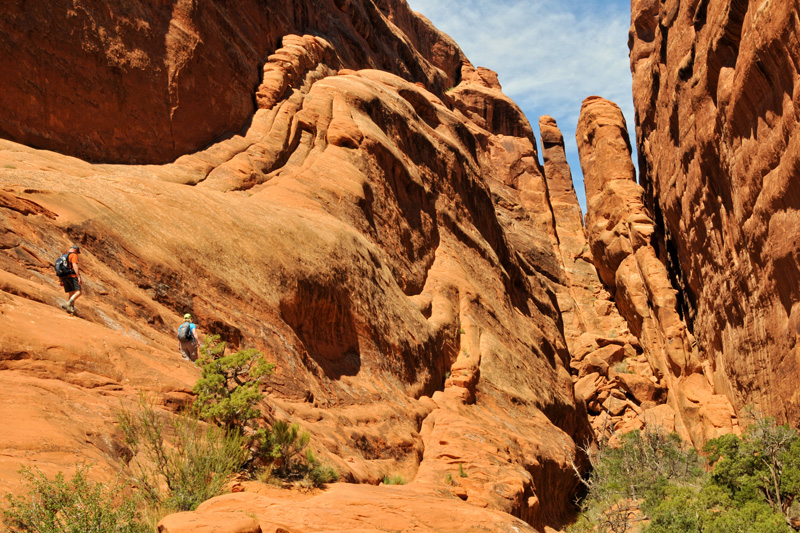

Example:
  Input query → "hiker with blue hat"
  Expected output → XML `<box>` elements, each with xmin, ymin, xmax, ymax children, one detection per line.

<box><xmin>177</xmin><ymin>313</ymin><xmax>201</xmax><ymax>361</ymax></box>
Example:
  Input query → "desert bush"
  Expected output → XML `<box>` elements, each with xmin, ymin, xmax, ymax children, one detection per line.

<box><xmin>117</xmin><ymin>396</ymin><xmax>248</xmax><ymax>511</ymax></box>
<box><xmin>704</xmin><ymin>411</ymin><xmax>800</xmax><ymax>524</ymax></box>
<box><xmin>569</xmin><ymin>415</ymin><xmax>800</xmax><ymax>532</ymax></box>
<box><xmin>383</xmin><ymin>474</ymin><xmax>406</xmax><ymax>485</ymax></box>
<box><xmin>568</xmin><ymin>428</ymin><xmax>703</xmax><ymax>532</ymax></box>
<box><xmin>255</xmin><ymin>420</ymin><xmax>338</xmax><ymax>487</ymax></box>
<box><xmin>643</xmin><ymin>483</ymin><xmax>789</xmax><ymax>533</ymax></box>
<box><xmin>193</xmin><ymin>335</ymin><xmax>275</xmax><ymax>429</ymax></box>
<box><xmin>193</xmin><ymin>335</ymin><xmax>337</xmax><ymax>488</ymax></box>
<box><xmin>2</xmin><ymin>465</ymin><xmax>146</xmax><ymax>533</ymax></box>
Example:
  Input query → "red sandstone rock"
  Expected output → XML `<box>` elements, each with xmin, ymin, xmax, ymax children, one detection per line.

<box><xmin>0</xmin><ymin>0</ymin><xmax>464</xmax><ymax>164</ymax></box>
<box><xmin>0</xmin><ymin>8</ymin><xmax>587</xmax><ymax>528</ymax></box>
<box><xmin>630</xmin><ymin>0</ymin><xmax>800</xmax><ymax>426</ymax></box>
<box><xmin>574</xmin><ymin>373</ymin><xmax>602</xmax><ymax>402</ymax></box>
<box><xmin>615</xmin><ymin>373</ymin><xmax>658</xmax><ymax>404</ymax></box>
<box><xmin>158</xmin><ymin>511</ymin><xmax>262</xmax><ymax>533</ymax></box>
<box><xmin>171</xmin><ymin>486</ymin><xmax>537</xmax><ymax>532</ymax></box>
<box><xmin>588</xmin><ymin>344</ymin><xmax>626</xmax><ymax>367</ymax></box>
<box><xmin>576</xmin><ymin>96</ymin><xmax>737</xmax><ymax>446</ymax></box>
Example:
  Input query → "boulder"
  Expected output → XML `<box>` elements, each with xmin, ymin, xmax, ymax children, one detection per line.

<box><xmin>158</xmin><ymin>511</ymin><xmax>262</xmax><ymax>533</ymax></box>
<box><xmin>579</xmin><ymin>355</ymin><xmax>609</xmax><ymax>378</ymax></box>
<box><xmin>615</xmin><ymin>373</ymin><xmax>658</xmax><ymax>404</ymax></box>
<box><xmin>574</xmin><ymin>372</ymin><xmax>602</xmax><ymax>402</ymax></box>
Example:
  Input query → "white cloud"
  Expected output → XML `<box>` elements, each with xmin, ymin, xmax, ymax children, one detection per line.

<box><xmin>406</xmin><ymin>0</ymin><xmax>637</xmax><ymax>211</ymax></box>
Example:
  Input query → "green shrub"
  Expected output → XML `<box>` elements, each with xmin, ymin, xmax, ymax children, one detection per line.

<box><xmin>458</xmin><ymin>463</ymin><xmax>468</xmax><ymax>478</ymax></box>
<box><xmin>3</xmin><ymin>465</ymin><xmax>146</xmax><ymax>533</ymax></box>
<box><xmin>644</xmin><ymin>483</ymin><xmax>790</xmax><ymax>533</ymax></box>
<box><xmin>705</xmin><ymin>411</ymin><xmax>800</xmax><ymax>522</ymax></box>
<box><xmin>568</xmin><ymin>428</ymin><xmax>703</xmax><ymax>532</ymax></box>
<box><xmin>303</xmin><ymin>456</ymin><xmax>339</xmax><ymax>487</ymax></box>
<box><xmin>257</xmin><ymin>420</ymin><xmax>310</xmax><ymax>478</ymax></box>
<box><xmin>117</xmin><ymin>396</ymin><xmax>248</xmax><ymax>511</ymax></box>
<box><xmin>253</xmin><ymin>420</ymin><xmax>338</xmax><ymax>487</ymax></box>
<box><xmin>570</xmin><ymin>415</ymin><xmax>800</xmax><ymax>532</ymax></box>
<box><xmin>193</xmin><ymin>335</ymin><xmax>275</xmax><ymax>429</ymax></box>
<box><xmin>383</xmin><ymin>474</ymin><xmax>406</xmax><ymax>485</ymax></box>
<box><xmin>193</xmin><ymin>335</ymin><xmax>336</xmax><ymax>489</ymax></box>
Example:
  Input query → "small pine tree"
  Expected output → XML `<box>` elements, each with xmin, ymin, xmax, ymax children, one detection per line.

<box><xmin>192</xmin><ymin>335</ymin><xmax>275</xmax><ymax>429</ymax></box>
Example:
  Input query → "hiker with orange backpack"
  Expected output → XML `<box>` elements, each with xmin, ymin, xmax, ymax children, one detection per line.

<box><xmin>55</xmin><ymin>245</ymin><xmax>82</xmax><ymax>314</ymax></box>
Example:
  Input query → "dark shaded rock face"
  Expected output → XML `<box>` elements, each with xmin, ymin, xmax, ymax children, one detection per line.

<box><xmin>630</xmin><ymin>0</ymin><xmax>800</xmax><ymax>423</ymax></box>
<box><xmin>0</xmin><ymin>0</ymin><xmax>463</xmax><ymax>164</ymax></box>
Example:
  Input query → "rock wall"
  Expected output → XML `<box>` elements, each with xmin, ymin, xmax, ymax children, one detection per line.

<box><xmin>0</xmin><ymin>1</ymin><xmax>597</xmax><ymax>530</ymax></box>
<box><xmin>0</xmin><ymin>0</ymin><xmax>463</xmax><ymax>164</ymax></box>
<box><xmin>576</xmin><ymin>96</ymin><xmax>737</xmax><ymax>446</ymax></box>
<box><xmin>630</xmin><ymin>0</ymin><xmax>800</xmax><ymax>423</ymax></box>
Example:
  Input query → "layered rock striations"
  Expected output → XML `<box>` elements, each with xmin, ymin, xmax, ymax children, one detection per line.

<box><xmin>0</xmin><ymin>1</ymin><xmax>601</xmax><ymax>530</ymax></box>
<box><xmin>629</xmin><ymin>0</ymin><xmax>800</xmax><ymax>423</ymax></box>
<box><xmin>0</xmin><ymin>0</ymin><xmax>463</xmax><ymax>164</ymax></box>
<box><xmin>576</xmin><ymin>96</ymin><xmax>737</xmax><ymax>445</ymax></box>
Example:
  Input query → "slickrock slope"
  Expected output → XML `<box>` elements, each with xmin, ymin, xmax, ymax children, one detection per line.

<box><xmin>576</xmin><ymin>96</ymin><xmax>737</xmax><ymax>446</ymax></box>
<box><xmin>0</xmin><ymin>1</ymin><xmax>596</xmax><ymax>530</ymax></box>
<box><xmin>629</xmin><ymin>0</ymin><xmax>800</xmax><ymax>423</ymax></box>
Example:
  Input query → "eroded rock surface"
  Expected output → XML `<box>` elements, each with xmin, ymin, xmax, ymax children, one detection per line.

<box><xmin>0</xmin><ymin>2</ymin><xmax>592</xmax><ymax>529</ymax></box>
<box><xmin>576</xmin><ymin>96</ymin><xmax>737</xmax><ymax>445</ymax></box>
<box><xmin>538</xmin><ymin>116</ymin><xmax>672</xmax><ymax>446</ymax></box>
<box><xmin>0</xmin><ymin>0</ymin><xmax>462</xmax><ymax>164</ymax></box>
<box><xmin>629</xmin><ymin>0</ymin><xmax>800</xmax><ymax>424</ymax></box>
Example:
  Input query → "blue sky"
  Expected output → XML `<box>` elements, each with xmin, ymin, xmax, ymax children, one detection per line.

<box><xmin>405</xmin><ymin>0</ymin><xmax>636</xmax><ymax>212</ymax></box>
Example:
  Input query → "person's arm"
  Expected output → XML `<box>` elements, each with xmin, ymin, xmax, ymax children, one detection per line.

<box><xmin>192</xmin><ymin>323</ymin><xmax>201</xmax><ymax>345</ymax></box>
<box><xmin>73</xmin><ymin>262</ymin><xmax>81</xmax><ymax>284</ymax></box>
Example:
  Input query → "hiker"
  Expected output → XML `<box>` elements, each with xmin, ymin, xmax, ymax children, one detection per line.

<box><xmin>178</xmin><ymin>313</ymin><xmax>200</xmax><ymax>361</ymax></box>
<box><xmin>56</xmin><ymin>245</ymin><xmax>82</xmax><ymax>314</ymax></box>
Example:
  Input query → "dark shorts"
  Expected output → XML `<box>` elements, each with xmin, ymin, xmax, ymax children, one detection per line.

<box><xmin>179</xmin><ymin>340</ymin><xmax>199</xmax><ymax>362</ymax></box>
<box><xmin>62</xmin><ymin>277</ymin><xmax>81</xmax><ymax>293</ymax></box>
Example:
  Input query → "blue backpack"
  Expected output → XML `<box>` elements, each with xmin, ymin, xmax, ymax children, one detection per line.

<box><xmin>177</xmin><ymin>322</ymin><xmax>194</xmax><ymax>342</ymax></box>
<box><xmin>54</xmin><ymin>253</ymin><xmax>75</xmax><ymax>277</ymax></box>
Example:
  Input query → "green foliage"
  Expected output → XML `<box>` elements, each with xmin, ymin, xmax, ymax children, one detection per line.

<box><xmin>257</xmin><ymin>420</ymin><xmax>310</xmax><ymax>478</ymax></box>
<box><xmin>458</xmin><ymin>463</ymin><xmax>468</xmax><ymax>478</ymax></box>
<box><xmin>568</xmin><ymin>428</ymin><xmax>704</xmax><ymax>532</ymax></box>
<box><xmin>117</xmin><ymin>396</ymin><xmax>248</xmax><ymax>511</ymax></box>
<box><xmin>445</xmin><ymin>473</ymin><xmax>455</xmax><ymax>486</ymax></box>
<box><xmin>193</xmin><ymin>335</ymin><xmax>275</xmax><ymax>429</ymax></box>
<box><xmin>383</xmin><ymin>474</ymin><xmax>406</xmax><ymax>485</ymax></box>
<box><xmin>705</xmin><ymin>411</ymin><xmax>800</xmax><ymax>522</ymax></box>
<box><xmin>3</xmin><ymin>465</ymin><xmax>146</xmax><ymax>533</ymax></box>
<box><xmin>643</xmin><ymin>483</ymin><xmax>790</xmax><ymax>533</ymax></box>
<box><xmin>570</xmin><ymin>414</ymin><xmax>800</xmax><ymax>532</ymax></box>
<box><xmin>303</xmin><ymin>456</ymin><xmax>339</xmax><ymax>487</ymax></box>
<box><xmin>254</xmin><ymin>420</ymin><xmax>338</xmax><ymax>487</ymax></box>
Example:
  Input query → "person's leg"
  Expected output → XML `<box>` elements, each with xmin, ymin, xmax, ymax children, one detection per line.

<box><xmin>68</xmin><ymin>288</ymin><xmax>82</xmax><ymax>307</ymax></box>
<box><xmin>60</xmin><ymin>278</ymin><xmax>80</xmax><ymax>313</ymax></box>
<box><xmin>179</xmin><ymin>341</ymin><xmax>196</xmax><ymax>361</ymax></box>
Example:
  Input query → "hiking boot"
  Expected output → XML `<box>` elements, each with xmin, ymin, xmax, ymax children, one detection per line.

<box><xmin>60</xmin><ymin>302</ymin><xmax>75</xmax><ymax>314</ymax></box>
